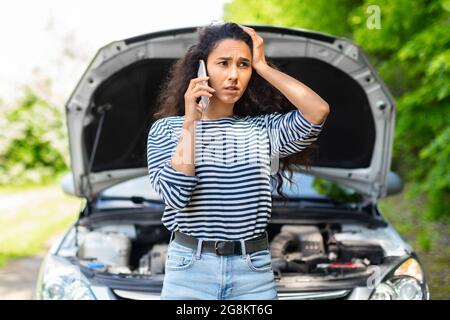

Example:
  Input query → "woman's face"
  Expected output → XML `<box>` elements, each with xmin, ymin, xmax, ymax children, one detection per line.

<box><xmin>206</xmin><ymin>39</ymin><xmax>252</xmax><ymax>105</ymax></box>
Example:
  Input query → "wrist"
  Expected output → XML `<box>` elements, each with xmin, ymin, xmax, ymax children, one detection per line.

<box><xmin>183</xmin><ymin>117</ymin><xmax>197</xmax><ymax>125</ymax></box>
<box><xmin>254</xmin><ymin>62</ymin><xmax>270</xmax><ymax>74</ymax></box>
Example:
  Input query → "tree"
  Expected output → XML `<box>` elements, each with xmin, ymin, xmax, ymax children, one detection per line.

<box><xmin>224</xmin><ymin>0</ymin><xmax>450</xmax><ymax>221</ymax></box>
<box><xmin>0</xmin><ymin>86</ymin><xmax>69</xmax><ymax>186</ymax></box>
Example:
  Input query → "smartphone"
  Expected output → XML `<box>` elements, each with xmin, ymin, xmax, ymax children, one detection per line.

<box><xmin>197</xmin><ymin>59</ymin><xmax>210</xmax><ymax>112</ymax></box>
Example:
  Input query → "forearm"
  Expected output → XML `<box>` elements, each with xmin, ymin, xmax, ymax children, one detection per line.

<box><xmin>255</xmin><ymin>63</ymin><xmax>329</xmax><ymax>124</ymax></box>
<box><xmin>170</xmin><ymin>118</ymin><xmax>196</xmax><ymax>176</ymax></box>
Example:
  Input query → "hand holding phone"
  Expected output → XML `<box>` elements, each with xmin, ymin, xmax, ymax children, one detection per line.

<box><xmin>183</xmin><ymin>61</ymin><xmax>214</xmax><ymax>122</ymax></box>
<box><xmin>197</xmin><ymin>59</ymin><xmax>210</xmax><ymax>112</ymax></box>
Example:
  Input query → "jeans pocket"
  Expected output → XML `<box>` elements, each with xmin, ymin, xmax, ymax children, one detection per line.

<box><xmin>246</xmin><ymin>249</ymin><xmax>273</xmax><ymax>272</ymax></box>
<box><xmin>165</xmin><ymin>241</ymin><xmax>196</xmax><ymax>271</ymax></box>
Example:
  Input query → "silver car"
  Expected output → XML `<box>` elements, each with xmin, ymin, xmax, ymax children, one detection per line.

<box><xmin>35</xmin><ymin>24</ymin><xmax>430</xmax><ymax>300</ymax></box>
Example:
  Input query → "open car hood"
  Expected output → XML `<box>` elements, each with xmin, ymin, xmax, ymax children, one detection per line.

<box><xmin>66</xmin><ymin>24</ymin><xmax>395</xmax><ymax>202</ymax></box>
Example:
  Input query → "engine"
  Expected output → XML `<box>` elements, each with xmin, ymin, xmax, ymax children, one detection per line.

<box><xmin>269</xmin><ymin>224</ymin><xmax>384</xmax><ymax>277</ymax></box>
<box><xmin>75</xmin><ymin>223</ymin><xmax>385</xmax><ymax>278</ymax></box>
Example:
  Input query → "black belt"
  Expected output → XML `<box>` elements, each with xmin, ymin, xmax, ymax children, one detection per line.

<box><xmin>172</xmin><ymin>231</ymin><xmax>269</xmax><ymax>256</ymax></box>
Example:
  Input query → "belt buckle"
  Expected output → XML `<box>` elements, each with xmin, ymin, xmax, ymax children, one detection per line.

<box><xmin>214</xmin><ymin>240</ymin><xmax>231</xmax><ymax>256</ymax></box>
<box><xmin>214</xmin><ymin>241</ymin><xmax>223</xmax><ymax>255</ymax></box>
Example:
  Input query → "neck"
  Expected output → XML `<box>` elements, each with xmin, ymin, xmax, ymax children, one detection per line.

<box><xmin>201</xmin><ymin>97</ymin><xmax>235</xmax><ymax>120</ymax></box>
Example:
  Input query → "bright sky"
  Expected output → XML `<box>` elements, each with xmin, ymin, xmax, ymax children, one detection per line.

<box><xmin>0</xmin><ymin>0</ymin><xmax>230</xmax><ymax>107</ymax></box>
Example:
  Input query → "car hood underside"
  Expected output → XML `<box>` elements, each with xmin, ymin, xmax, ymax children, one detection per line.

<box><xmin>65</xmin><ymin>25</ymin><xmax>395</xmax><ymax>201</ymax></box>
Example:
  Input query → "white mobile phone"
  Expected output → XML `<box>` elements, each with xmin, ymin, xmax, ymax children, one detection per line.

<box><xmin>197</xmin><ymin>59</ymin><xmax>210</xmax><ymax>112</ymax></box>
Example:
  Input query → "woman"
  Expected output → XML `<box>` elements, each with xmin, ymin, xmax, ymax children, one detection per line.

<box><xmin>147</xmin><ymin>22</ymin><xmax>329</xmax><ymax>300</ymax></box>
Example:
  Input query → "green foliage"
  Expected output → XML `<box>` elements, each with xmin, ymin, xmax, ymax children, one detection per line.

<box><xmin>312</xmin><ymin>177</ymin><xmax>363</xmax><ymax>203</ymax></box>
<box><xmin>0</xmin><ymin>86</ymin><xmax>69</xmax><ymax>186</ymax></box>
<box><xmin>224</xmin><ymin>0</ymin><xmax>360</xmax><ymax>37</ymax></box>
<box><xmin>224</xmin><ymin>0</ymin><xmax>450</xmax><ymax>221</ymax></box>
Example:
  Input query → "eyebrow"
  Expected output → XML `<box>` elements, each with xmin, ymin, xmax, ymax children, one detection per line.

<box><xmin>216</xmin><ymin>56</ymin><xmax>251</xmax><ymax>63</ymax></box>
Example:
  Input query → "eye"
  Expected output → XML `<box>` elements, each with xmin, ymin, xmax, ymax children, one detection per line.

<box><xmin>218</xmin><ymin>61</ymin><xmax>249</xmax><ymax>67</ymax></box>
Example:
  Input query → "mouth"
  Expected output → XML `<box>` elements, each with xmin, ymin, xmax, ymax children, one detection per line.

<box><xmin>223</xmin><ymin>86</ymin><xmax>240</xmax><ymax>94</ymax></box>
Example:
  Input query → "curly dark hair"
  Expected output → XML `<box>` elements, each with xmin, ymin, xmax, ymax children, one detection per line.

<box><xmin>153</xmin><ymin>21</ymin><xmax>319</xmax><ymax>202</ymax></box>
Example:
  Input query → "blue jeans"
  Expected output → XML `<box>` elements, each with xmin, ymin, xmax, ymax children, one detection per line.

<box><xmin>160</xmin><ymin>233</ymin><xmax>278</xmax><ymax>300</ymax></box>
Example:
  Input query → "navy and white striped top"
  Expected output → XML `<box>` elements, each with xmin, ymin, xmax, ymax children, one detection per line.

<box><xmin>147</xmin><ymin>109</ymin><xmax>326</xmax><ymax>241</ymax></box>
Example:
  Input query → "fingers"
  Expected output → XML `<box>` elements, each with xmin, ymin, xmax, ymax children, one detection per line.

<box><xmin>191</xmin><ymin>88</ymin><xmax>213</xmax><ymax>100</ymax></box>
<box><xmin>237</xmin><ymin>23</ymin><xmax>250</xmax><ymax>30</ymax></box>
<box><xmin>190</xmin><ymin>76</ymin><xmax>210</xmax><ymax>88</ymax></box>
<box><xmin>193</xmin><ymin>84</ymin><xmax>215</xmax><ymax>93</ymax></box>
<box><xmin>238</xmin><ymin>24</ymin><xmax>262</xmax><ymax>44</ymax></box>
<box><xmin>195</xmin><ymin>91</ymin><xmax>213</xmax><ymax>99</ymax></box>
<box><xmin>238</xmin><ymin>24</ymin><xmax>255</xmax><ymax>34</ymax></box>
<box><xmin>196</xmin><ymin>104</ymin><xmax>204</xmax><ymax>113</ymax></box>
<box><xmin>185</xmin><ymin>76</ymin><xmax>216</xmax><ymax>112</ymax></box>
<box><xmin>192</xmin><ymin>87</ymin><xmax>214</xmax><ymax>100</ymax></box>
<box><xmin>189</xmin><ymin>77</ymin><xmax>215</xmax><ymax>98</ymax></box>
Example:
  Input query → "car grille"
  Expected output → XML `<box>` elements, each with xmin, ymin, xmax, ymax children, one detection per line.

<box><xmin>276</xmin><ymin>290</ymin><xmax>351</xmax><ymax>300</ymax></box>
<box><xmin>113</xmin><ymin>289</ymin><xmax>161</xmax><ymax>300</ymax></box>
<box><xmin>113</xmin><ymin>289</ymin><xmax>351</xmax><ymax>300</ymax></box>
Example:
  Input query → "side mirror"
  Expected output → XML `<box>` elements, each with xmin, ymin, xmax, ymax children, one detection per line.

<box><xmin>61</xmin><ymin>173</ymin><xmax>77</xmax><ymax>197</ymax></box>
<box><xmin>386</xmin><ymin>171</ymin><xmax>404</xmax><ymax>196</ymax></box>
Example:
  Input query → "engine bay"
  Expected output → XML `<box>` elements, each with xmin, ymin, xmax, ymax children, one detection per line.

<box><xmin>73</xmin><ymin>223</ymin><xmax>385</xmax><ymax>279</ymax></box>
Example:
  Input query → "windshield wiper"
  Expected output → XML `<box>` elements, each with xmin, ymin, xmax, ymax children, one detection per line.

<box><xmin>272</xmin><ymin>196</ymin><xmax>362</xmax><ymax>209</ymax></box>
<box><xmin>272</xmin><ymin>196</ymin><xmax>334</xmax><ymax>203</ymax></box>
<box><xmin>96</xmin><ymin>196</ymin><xmax>163</xmax><ymax>205</ymax></box>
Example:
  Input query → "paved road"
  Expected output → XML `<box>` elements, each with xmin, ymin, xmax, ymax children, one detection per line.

<box><xmin>0</xmin><ymin>234</ymin><xmax>59</xmax><ymax>300</ymax></box>
<box><xmin>0</xmin><ymin>255</ymin><xmax>44</xmax><ymax>300</ymax></box>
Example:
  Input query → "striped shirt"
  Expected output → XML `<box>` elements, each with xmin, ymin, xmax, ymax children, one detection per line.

<box><xmin>147</xmin><ymin>109</ymin><xmax>326</xmax><ymax>241</ymax></box>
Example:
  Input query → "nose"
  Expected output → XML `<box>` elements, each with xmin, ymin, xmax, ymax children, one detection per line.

<box><xmin>227</xmin><ymin>64</ymin><xmax>238</xmax><ymax>80</ymax></box>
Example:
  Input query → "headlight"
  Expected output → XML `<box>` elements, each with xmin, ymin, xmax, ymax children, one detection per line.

<box><xmin>370</xmin><ymin>258</ymin><xmax>427</xmax><ymax>300</ymax></box>
<box><xmin>370</xmin><ymin>283</ymin><xmax>396</xmax><ymax>300</ymax></box>
<box><xmin>39</xmin><ymin>255</ymin><xmax>96</xmax><ymax>300</ymax></box>
<box><xmin>392</xmin><ymin>277</ymin><xmax>423</xmax><ymax>300</ymax></box>
<box><xmin>393</xmin><ymin>258</ymin><xmax>423</xmax><ymax>282</ymax></box>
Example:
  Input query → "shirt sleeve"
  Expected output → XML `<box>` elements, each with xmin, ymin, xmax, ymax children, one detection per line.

<box><xmin>146</xmin><ymin>118</ymin><xmax>200</xmax><ymax>210</ymax></box>
<box><xmin>265</xmin><ymin>109</ymin><xmax>327</xmax><ymax>159</ymax></box>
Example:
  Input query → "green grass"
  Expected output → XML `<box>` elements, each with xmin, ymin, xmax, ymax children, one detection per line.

<box><xmin>0</xmin><ymin>172</ymin><xmax>68</xmax><ymax>193</ymax></box>
<box><xmin>378</xmin><ymin>184</ymin><xmax>441</xmax><ymax>252</ymax></box>
<box><xmin>378</xmin><ymin>184</ymin><xmax>450</xmax><ymax>300</ymax></box>
<box><xmin>0</xmin><ymin>183</ymin><xmax>82</xmax><ymax>268</ymax></box>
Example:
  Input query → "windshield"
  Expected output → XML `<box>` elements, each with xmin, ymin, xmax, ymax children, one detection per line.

<box><xmin>99</xmin><ymin>172</ymin><xmax>363</xmax><ymax>204</ymax></box>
